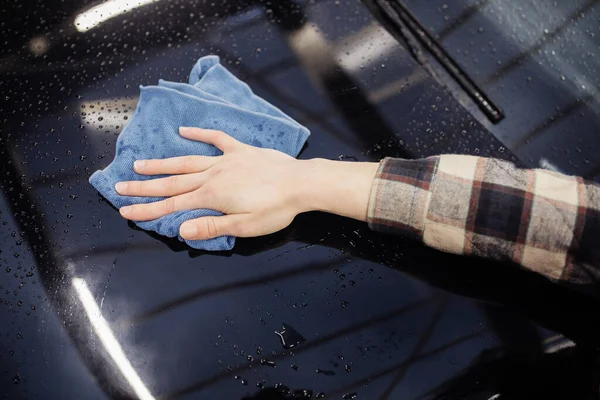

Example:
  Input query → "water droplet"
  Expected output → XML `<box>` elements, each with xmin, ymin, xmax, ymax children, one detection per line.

<box><xmin>260</xmin><ymin>359</ymin><xmax>276</xmax><ymax>368</ymax></box>
<box><xmin>274</xmin><ymin>383</ymin><xmax>291</xmax><ymax>395</ymax></box>
<box><xmin>291</xmin><ymin>364</ymin><xmax>299</xmax><ymax>371</ymax></box>
<box><xmin>13</xmin><ymin>374</ymin><xmax>20</xmax><ymax>384</ymax></box>
<box><xmin>316</xmin><ymin>368</ymin><xmax>335</xmax><ymax>376</ymax></box>
<box><xmin>341</xmin><ymin>301</ymin><xmax>349</xmax><ymax>308</ymax></box>
<box><xmin>293</xmin><ymin>389</ymin><xmax>313</xmax><ymax>399</ymax></box>
<box><xmin>345</xmin><ymin>364</ymin><xmax>352</xmax><ymax>372</ymax></box>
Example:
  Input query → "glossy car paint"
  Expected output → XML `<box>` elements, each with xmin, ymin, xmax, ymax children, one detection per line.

<box><xmin>1</xmin><ymin>1</ymin><xmax>599</xmax><ymax>399</ymax></box>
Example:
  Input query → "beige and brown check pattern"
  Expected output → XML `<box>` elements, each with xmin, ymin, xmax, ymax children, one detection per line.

<box><xmin>368</xmin><ymin>156</ymin><xmax>600</xmax><ymax>287</ymax></box>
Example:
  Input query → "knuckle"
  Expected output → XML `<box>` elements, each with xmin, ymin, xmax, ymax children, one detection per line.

<box><xmin>215</xmin><ymin>130</ymin><xmax>227</xmax><ymax>138</ymax></box>
<box><xmin>163</xmin><ymin>197</ymin><xmax>176</xmax><ymax>213</ymax></box>
<box><xmin>212</xmin><ymin>134</ymin><xmax>223</xmax><ymax>147</ymax></box>
<box><xmin>126</xmin><ymin>205</ymin><xmax>139</xmax><ymax>215</ymax></box>
<box><xmin>205</xmin><ymin>217</ymin><xmax>219</xmax><ymax>238</ymax></box>
<box><xmin>202</xmin><ymin>184</ymin><xmax>216</xmax><ymax>199</ymax></box>
<box><xmin>211</xmin><ymin>130</ymin><xmax>226</xmax><ymax>141</ymax></box>
<box><xmin>166</xmin><ymin>175</ymin><xmax>179</xmax><ymax>190</ymax></box>
<box><xmin>209</xmin><ymin>165</ymin><xmax>222</xmax><ymax>176</ymax></box>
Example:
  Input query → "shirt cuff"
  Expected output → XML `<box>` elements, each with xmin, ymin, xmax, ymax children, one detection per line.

<box><xmin>367</xmin><ymin>157</ymin><xmax>440</xmax><ymax>239</ymax></box>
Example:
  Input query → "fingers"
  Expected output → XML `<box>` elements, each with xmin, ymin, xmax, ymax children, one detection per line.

<box><xmin>134</xmin><ymin>128</ymin><xmax>239</xmax><ymax>175</ymax></box>
<box><xmin>179</xmin><ymin>127</ymin><xmax>240</xmax><ymax>153</ymax></box>
<box><xmin>134</xmin><ymin>155</ymin><xmax>220</xmax><ymax>175</ymax></box>
<box><xmin>116</xmin><ymin>172</ymin><xmax>209</xmax><ymax>197</ymax></box>
<box><xmin>119</xmin><ymin>191</ymin><xmax>200</xmax><ymax>221</ymax></box>
<box><xmin>180</xmin><ymin>214</ymin><xmax>253</xmax><ymax>240</ymax></box>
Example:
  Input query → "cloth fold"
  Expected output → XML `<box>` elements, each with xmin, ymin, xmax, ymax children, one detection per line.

<box><xmin>89</xmin><ymin>55</ymin><xmax>310</xmax><ymax>251</ymax></box>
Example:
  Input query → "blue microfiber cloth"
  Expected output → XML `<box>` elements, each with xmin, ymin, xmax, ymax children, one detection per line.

<box><xmin>89</xmin><ymin>55</ymin><xmax>310</xmax><ymax>251</ymax></box>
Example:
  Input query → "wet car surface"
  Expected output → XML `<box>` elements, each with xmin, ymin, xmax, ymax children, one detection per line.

<box><xmin>1</xmin><ymin>1</ymin><xmax>599</xmax><ymax>399</ymax></box>
<box><xmin>404</xmin><ymin>0</ymin><xmax>600</xmax><ymax>180</ymax></box>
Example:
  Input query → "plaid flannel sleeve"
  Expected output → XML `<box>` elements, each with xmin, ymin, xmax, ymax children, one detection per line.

<box><xmin>367</xmin><ymin>155</ymin><xmax>600</xmax><ymax>287</ymax></box>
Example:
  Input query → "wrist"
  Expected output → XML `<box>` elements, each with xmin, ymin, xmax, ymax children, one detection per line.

<box><xmin>288</xmin><ymin>158</ymin><xmax>326</xmax><ymax>214</ymax></box>
<box><xmin>291</xmin><ymin>158</ymin><xmax>379</xmax><ymax>222</ymax></box>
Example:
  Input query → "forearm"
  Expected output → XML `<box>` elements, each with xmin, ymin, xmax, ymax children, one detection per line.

<box><xmin>366</xmin><ymin>155</ymin><xmax>600</xmax><ymax>292</ymax></box>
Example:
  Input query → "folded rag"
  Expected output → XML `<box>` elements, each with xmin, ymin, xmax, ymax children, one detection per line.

<box><xmin>89</xmin><ymin>55</ymin><xmax>310</xmax><ymax>251</ymax></box>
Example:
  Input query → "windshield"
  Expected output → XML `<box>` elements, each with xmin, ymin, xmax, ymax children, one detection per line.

<box><xmin>404</xmin><ymin>0</ymin><xmax>600</xmax><ymax>181</ymax></box>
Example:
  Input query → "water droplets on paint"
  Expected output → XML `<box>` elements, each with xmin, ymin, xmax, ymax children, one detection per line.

<box><xmin>260</xmin><ymin>358</ymin><xmax>276</xmax><ymax>367</ymax></box>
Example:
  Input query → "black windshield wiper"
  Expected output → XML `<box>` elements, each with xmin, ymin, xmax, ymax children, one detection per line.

<box><xmin>364</xmin><ymin>0</ymin><xmax>505</xmax><ymax>124</ymax></box>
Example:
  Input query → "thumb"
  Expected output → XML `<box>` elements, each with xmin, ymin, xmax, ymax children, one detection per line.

<box><xmin>179</xmin><ymin>214</ymin><xmax>253</xmax><ymax>241</ymax></box>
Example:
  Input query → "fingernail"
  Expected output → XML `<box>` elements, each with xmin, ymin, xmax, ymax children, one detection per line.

<box><xmin>119</xmin><ymin>206</ymin><xmax>131</xmax><ymax>217</ymax></box>
<box><xmin>179</xmin><ymin>126</ymin><xmax>192</xmax><ymax>135</ymax></box>
<box><xmin>134</xmin><ymin>160</ymin><xmax>146</xmax><ymax>169</ymax></box>
<box><xmin>180</xmin><ymin>222</ymin><xmax>197</xmax><ymax>238</ymax></box>
<box><xmin>115</xmin><ymin>182</ymin><xmax>128</xmax><ymax>192</ymax></box>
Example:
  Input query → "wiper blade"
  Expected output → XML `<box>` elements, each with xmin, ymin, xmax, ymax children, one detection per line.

<box><xmin>369</xmin><ymin>0</ymin><xmax>505</xmax><ymax>123</ymax></box>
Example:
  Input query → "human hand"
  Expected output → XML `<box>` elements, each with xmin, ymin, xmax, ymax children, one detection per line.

<box><xmin>116</xmin><ymin>127</ymin><xmax>379</xmax><ymax>241</ymax></box>
<box><xmin>116</xmin><ymin>127</ymin><xmax>308</xmax><ymax>240</ymax></box>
